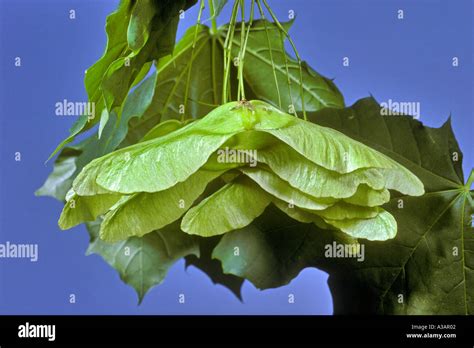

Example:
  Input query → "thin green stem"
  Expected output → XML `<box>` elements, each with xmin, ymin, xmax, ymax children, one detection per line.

<box><xmin>256</xmin><ymin>0</ymin><xmax>281</xmax><ymax>109</ymax></box>
<box><xmin>239</xmin><ymin>0</ymin><xmax>255</xmax><ymax>101</ymax></box>
<box><xmin>183</xmin><ymin>0</ymin><xmax>205</xmax><ymax>121</ymax></box>
<box><xmin>279</xmin><ymin>29</ymin><xmax>296</xmax><ymax>116</ymax></box>
<box><xmin>208</xmin><ymin>0</ymin><xmax>217</xmax><ymax>34</ymax></box>
<box><xmin>222</xmin><ymin>0</ymin><xmax>239</xmax><ymax>103</ymax></box>
<box><xmin>211</xmin><ymin>37</ymin><xmax>218</xmax><ymax>105</ymax></box>
<box><xmin>237</xmin><ymin>0</ymin><xmax>245</xmax><ymax>100</ymax></box>
<box><xmin>188</xmin><ymin>97</ymin><xmax>219</xmax><ymax>107</ymax></box>
<box><xmin>262</xmin><ymin>0</ymin><xmax>306</xmax><ymax>120</ymax></box>
<box><xmin>208</xmin><ymin>0</ymin><xmax>219</xmax><ymax>104</ymax></box>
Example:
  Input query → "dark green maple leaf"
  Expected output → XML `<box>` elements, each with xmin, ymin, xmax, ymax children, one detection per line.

<box><xmin>210</xmin><ymin>0</ymin><xmax>228</xmax><ymax>18</ymax></box>
<box><xmin>221</xmin><ymin>19</ymin><xmax>344</xmax><ymax>113</ymax></box>
<box><xmin>86</xmin><ymin>219</ymin><xmax>199</xmax><ymax>303</ymax></box>
<box><xmin>213</xmin><ymin>97</ymin><xmax>473</xmax><ymax>314</ymax></box>
<box><xmin>185</xmin><ymin>236</ymin><xmax>244</xmax><ymax>300</ymax></box>
<box><xmin>48</xmin><ymin>0</ymin><xmax>195</xmax><ymax>160</ymax></box>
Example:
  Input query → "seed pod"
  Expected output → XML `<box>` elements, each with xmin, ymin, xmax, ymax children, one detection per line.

<box><xmin>60</xmin><ymin>100</ymin><xmax>424</xmax><ymax>242</ymax></box>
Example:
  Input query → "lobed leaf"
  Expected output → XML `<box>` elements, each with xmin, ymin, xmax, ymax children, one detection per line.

<box><xmin>86</xmin><ymin>219</ymin><xmax>199</xmax><ymax>303</ymax></box>
<box><xmin>185</xmin><ymin>235</ymin><xmax>244</xmax><ymax>300</ymax></box>
<box><xmin>223</xmin><ymin>20</ymin><xmax>345</xmax><ymax>112</ymax></box>
<box><xmin>127</xmin><ymin>0</ymin><xmax>159</xmax><ymax>52</ymax></box>
<box><xmin>211</xmin><ymin>205</ymin><xmax>337</xmax><ymax>290</ymax></box>
<box><xmin>210</xmin><ymin>0</ymin><xmax>228</xmax><ymax>19</ymax></box>
<box><xmin>211</xmin><ymin>97</ymin><xmax>473</xmax><ymax>314</ymax></box>
<box><xmin>49</xmin><ymin>0</ymin><xmax>192</xmax><ymax>159</ymax></box>
<box><xmin>311</xmin><ymin>97</ymin><xmax>474</xmax><ymax>314</ymax></box>
<box><xmin>124</xmin><ymin>24</ymin><xmax>226</xmax><ymax>144</ymax></box>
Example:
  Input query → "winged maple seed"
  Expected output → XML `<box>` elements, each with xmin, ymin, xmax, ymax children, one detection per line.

<box><xmin>36</xmin><ymin>0</ymin><xmax>471</xmax><ymax>312</ymax></box>
<box><xmin>59</xmin><ymin>100</ymin><xmax>423</xmax><ymax>243</ymax></box>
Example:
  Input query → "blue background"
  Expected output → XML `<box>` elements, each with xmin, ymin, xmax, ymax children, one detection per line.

<box><xmin>0</xmin><ymin>0</ymin><xmax>472</xmax><ymax>314</ymax></box>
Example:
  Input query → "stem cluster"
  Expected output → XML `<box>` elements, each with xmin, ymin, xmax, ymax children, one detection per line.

<box><xmin>188</xmin><ymin>0</ymin><xmax>307</xmax><ymax>120</ymax></box>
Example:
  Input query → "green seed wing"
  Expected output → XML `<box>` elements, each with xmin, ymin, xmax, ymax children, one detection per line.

<box><xmin>140</xmin><ymin>119</ymin><xmax>185</xmax><ymax>142</ymax></box>
<box><xmin>181</xmin><ymin>175</ymin><xmax>272</xmax><ymax>237</ymax></box>
<box><xmin>72</xmin><ymin>103</ymin><xmax>248</xmax><ymax>195</ymax></box>
<box><xmin>275</xmin><ymin>198</ymin><xmax>396</xmax><ymax>241</ymax></box>
<box><xmin>342</xmin><ymin>184</ymin><xmax>390</xmax><ymax>207</ymax></box>
<box><xmin>58</xmin><ymin>191</ymin><xmax>121</xmax><ymax>230</ymax></box>
<box><xmin>239</xmin><ymin>166</ymin><xmax>335</xmax><ymax>210</ymax></box>
<box><xmin>65</xmin><ymin>100</ymin><xmax>423</xmax><ymax>244</ymax></box>
<box><xmin>257</xmin><ymin>142</ymin><xmax>386</xmax><ymax>197</ymax></box>
<box><xmin>100</xmin><ymin>169</ymin><xmax>225</xmax><ymax>242</ymax></box>
<box><xmin>272</xmin><ymin>199</ymin><xmax>332</xmax><ymax>229</ymax></box>
<box><xmin>324</xmin><ymin>210</ymin><xmax>397</xmax><ymax>241</ymax></box>
<box><xmin>256</xmin><ymin>113</ymin><xmax>424</xmax><ymax>196</ymax></box>
<box><xmin>308</xmin><ymin>202</ymin><xmax>380</xmax><ymax>220</ymax></box>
